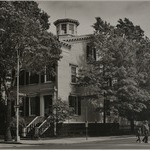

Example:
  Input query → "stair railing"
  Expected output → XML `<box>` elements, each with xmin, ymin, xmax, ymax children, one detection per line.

<box><xmin>37</xmin><ymin>116</ymin><xmax>52</xmax><ymax>136</ymax></box>
<box><xmin>25</xmin><ymin>116</ymin><xmax>45</xmax><ymax>135</ymax></box>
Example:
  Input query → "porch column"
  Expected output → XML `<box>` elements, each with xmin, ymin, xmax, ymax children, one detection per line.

<box><xmin>40</xmin><ymin>95</ymin><xmax>44</xmax><ymax>116</ymax></box>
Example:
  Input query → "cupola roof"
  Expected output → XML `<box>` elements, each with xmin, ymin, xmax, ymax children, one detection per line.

<box><xmin>54</xmin><ymin>18</ymin><xmax>79</xmax><ymax>26</ymax></box>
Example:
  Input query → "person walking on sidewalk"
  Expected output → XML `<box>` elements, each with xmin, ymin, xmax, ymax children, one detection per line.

<box><xmin>136</xmin><ymin>127</ymin><xmax>142</xmax><ymax>143</ymax></box>
<box><xmin>142</xmin><ymin>120</ymin><xmax>149</xmax><ymax>143</ymax></box>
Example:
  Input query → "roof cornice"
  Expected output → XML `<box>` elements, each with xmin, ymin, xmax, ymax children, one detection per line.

<box><xmin>62</xmin><ymin>34</ymin><xmax>92</xmax><ymax>42</ymax></box>
<box><xmin>59</xmin><ymin>41</ymin><xmax>71</xmax><ymax>49</ymax></box>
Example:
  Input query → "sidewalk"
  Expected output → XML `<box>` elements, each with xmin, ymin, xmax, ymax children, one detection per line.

<box><xmin>20</xmin><ymin>135</ymin><xmax>135</xmax><ymax>145</ymax></box>
<box><xmin>0</xmin><ymin>135</ymin><xmax>135</xmax><ymax>145</ymax></box>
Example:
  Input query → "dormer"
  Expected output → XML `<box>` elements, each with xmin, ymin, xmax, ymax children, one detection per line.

<box><xmin>54</xmin><ymin>18</ymin><xmax>79</xmax><ymax>37</ymax></box>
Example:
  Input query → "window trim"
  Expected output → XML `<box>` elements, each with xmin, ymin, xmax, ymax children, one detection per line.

<box><xmin>70</xmin><ymin>64</ymin><xmax>78</xmax><ymax>84</ymax></box>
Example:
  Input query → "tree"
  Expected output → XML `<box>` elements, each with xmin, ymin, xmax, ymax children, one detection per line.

<box><xmin>78</xmin><ymin>17</ymin><xmax>150</xmax><ymax>131</ymax></box>
<box><xmin>49</xmin><ymin>99</ymin><xmax>74</xmax><ymax>124</ymax></box>
<box><xmin>0</xmin><ymin>1</ymin><xmax>62</xmax><ymax>141</ymax></box>
<box><xmin>116</xmin><ymin>18</ymin><xmax>144</xmax><ymax>41</ymax></box>
<box><xmin>45</xmin><ymin>98</ymin><xmax>74</xmax><ymax>136</ymax></box>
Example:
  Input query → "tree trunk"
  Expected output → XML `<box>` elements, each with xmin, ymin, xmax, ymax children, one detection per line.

<box><xmin>5</xmin><ymin>96</ymin><xmax>12</xmax><ymax>141</ymax></box>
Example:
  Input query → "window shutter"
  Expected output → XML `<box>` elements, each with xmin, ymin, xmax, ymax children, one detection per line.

<box><xmin>51</xmin><ymin>75</ymin><xmax>56</xmax><ymax>82</ymax></box>
<box><xmin>26</xmin><ymin>72</ymin><xmax>29</xmax><ymax>85</ymax></box>
<box><xmin>69</xmin><ymin>96</ymin><xmax>73</xmax><ymax>107</ymax></box>
<box><xmin>78</xmin><ymin>97</ymin><xmax>81</xmax><ymax>115</ymax></box>
<box><xmin>19</xmin><ymin>70</ymin><xmax>25</xmax><ymax>85</ymax></box>
<box><xmin>41</xmin><ymin>74</ymin><xmax>44</xmax><ymax>83</ymax></box>
<box><xmin>87</xmin><ymin>45</ymin><xmax>90</xmax><ymax>59</ymax></box>
<box><xmin>94</xmin><ymin>48</ymin><xmax>96</xmax><ymax>60</ymax></box>
<box><xmin>36</xmin><ymin>96</ymin><xmax>40</xmax><ymax>116</ymax></box>
<box><xmin>25</xmin><ymin>97</ymin><xmax>29</xmax><ymax>116</ymax></box>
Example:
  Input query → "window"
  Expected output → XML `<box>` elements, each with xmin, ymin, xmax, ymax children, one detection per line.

<box><xmin>69</xmin><ymin>24</ymin><xmax>74</xmax><ymax>34</ymax></box>
<box><xmin>45</xmin><ymin>67</ymin><xmax>51</xmax><ymax>82</ymax></box>
<box><xmin>30</xmin><ymin>97</ymin><xmax>36</xmax><ymax>116</ymax></box>
<box><xmin>15</xmin><ymin>70</ymin><xmax>38</xmax><ymax>86</ymax></box>
<box><xmin>40</xmin><ymin>65</ymin><xmax>55</xmax><ymax>83</ymax></box>
<box><xmin>87</xmin><ymin>45</ymin><xmax>96</xmax><ymax>61</ymax></box>
<box><xmin>56</xmin><ymin>25</ymin><xmax>59</xmax><ymax>35</ymax></box>
<box><xmin>19</xmin><ymin>70</ymin><xmax>25</xmax><ymax>85</ymax></box>
<box><xmin>45</xmin><ymin>65</ymin><xmax>55</xmax><ymax>82</ymax></box>
<box><xmin>30</xmin><ymin>72</ymin><xmax>39</xmax><ymax>84</ymax></box>
<box><xmin>69</xmin><ymin>96</ymin><xmax>81</xmax><ymax>115</ymax></box>
<box><xmin>71</xmin><ymin>65</ymin><xmax>77</xmax><ymax>83</ymax></box>
<box><xmin>61</xmin><ymin>24</ymin><xmax>67</xmax><ymax>34</ymax></box>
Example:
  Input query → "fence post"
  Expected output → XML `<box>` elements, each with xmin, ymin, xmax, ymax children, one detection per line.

<box><xmin>34</xmin><ymin>127</ymin><xmax>39</xmax><ymax>139</ymax></box>
<box><xmin>22</xmin><ymin>127</ymin><xmax>27</xmax><ymax>137</ymax></box>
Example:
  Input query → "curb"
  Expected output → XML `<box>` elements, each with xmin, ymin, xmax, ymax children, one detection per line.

<box><xmin>0</xmin><ymin>141</ymin><xmax>22</xmax><ymax>144</ymax></box>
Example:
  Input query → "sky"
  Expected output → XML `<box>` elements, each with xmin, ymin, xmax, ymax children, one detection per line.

<box><xmin>38</xmin><ymin>1</ymin><xmax>150</xmax><ymax>37</ymax></box>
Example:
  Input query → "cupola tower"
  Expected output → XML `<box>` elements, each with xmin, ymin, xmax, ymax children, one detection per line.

<box><xmin>54</xmin><ymin>18</ymin><xmax>79</xmax><ymax>37</ymax></box>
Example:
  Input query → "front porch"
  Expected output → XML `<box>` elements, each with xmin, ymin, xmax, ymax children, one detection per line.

<box><xmin>17</xmin><ymin>81</ymin><xmax>56</xmax><ymax>117</ymax></box>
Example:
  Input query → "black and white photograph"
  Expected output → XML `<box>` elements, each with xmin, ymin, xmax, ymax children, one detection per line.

<box><xmin>1</xmin><ymin>0</ymin><xmax>150</xmax><ymax>149</ymax></box>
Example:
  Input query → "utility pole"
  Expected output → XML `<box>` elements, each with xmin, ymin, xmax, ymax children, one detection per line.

<box><xmin>85</xmin><ymin>106</ymin><xmax>88</xmax><ymax>140</ymax></box>
<box><xmin>54</xmin><ymin>63</ymin><xmax>58</xmax><ymax>136</ymax></box>
<box><xmin>16</xmin><ymin>49</ymin><xmax>20</xmax><ymax>142</ymax></box>
<box><xmin>103</xmin><ymin>92</ymin><xmax>106</xmax><ymax>124</ymax></box>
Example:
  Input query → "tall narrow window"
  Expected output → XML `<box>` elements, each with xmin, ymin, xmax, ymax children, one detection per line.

<box><xmin>69</xmin><ymin>96</ymin><xmax>81</xmax><ymax>115</ymax></box>
<box><xmin>87</xmin><ymin>45</ymin><xmax>96</xmax><ymax>61</ymax></box>
<box><xmin>30</xmin><ymin>72</ymin><xmax>39</xmax><ymax>84</ymax></box>
<box><xmin>61</xmin><ymin>24</ymin><xmax>67</xmax><ymax>34</ymax></box>
<box><xmin>69</xmin><ymin>24</ymin><xmax>74</xmax><ymax>34</ymax></box>
<box><xmin>46</xmin><ymin>67</ymin><xmax>51</xmax><ymax>82</ymax></box>
<box><xmin>45</xmin><ymin>65</ymin><xmax>55</xmax><ymax>82</ymax></box>
<box><xmin>71</xmin><ymin>65</ymin><xmax>77</xmax><ymax>83</ymax></box>
<box><xmin>56</xmin><ymin>25</ymin><xmax>59</xmax><ymax>35</ymax></box>
<box><xmin>30</xmin><ymin>97</ymin><xmax>36</xmax><ymax>116</ymax></box>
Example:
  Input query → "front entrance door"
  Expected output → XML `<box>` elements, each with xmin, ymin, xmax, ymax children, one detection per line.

<box><xmin>44</xmin><ymin>95</ymin><xmax>52</xmax><ymax>117</ymax></box>
<box><xmin>29</xmin><ymin>96</ymin><xmax>40</xmax><ymax>116</ymax></box>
